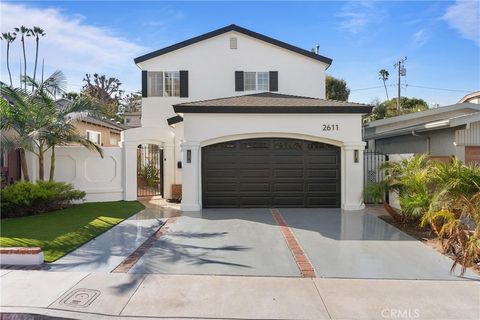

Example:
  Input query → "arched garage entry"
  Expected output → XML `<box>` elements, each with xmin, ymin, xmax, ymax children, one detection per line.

<box><xmin>201</xmin><ymin>137</ymin><xmax>340</xmax><ymax>208</ymax></box>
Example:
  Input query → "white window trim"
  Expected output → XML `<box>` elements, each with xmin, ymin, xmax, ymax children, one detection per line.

<box><xmin>244</xmin><ymin>71</ymin><xmax>269</xmax><ymax>91</ymax></box>
<box><xmin>86</xmin><ymin>129</ymin><xmax>101</xmax><ymax>145</ymax></box>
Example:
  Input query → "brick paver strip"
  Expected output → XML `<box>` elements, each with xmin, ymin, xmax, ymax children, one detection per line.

<box><xmin>112</xmin><ymin>217</ymin><xmax>178</xmax><ymax>273</ymax></box>
<box><xmin>271</xmin><ymin>208</ymin><xmax>316</xmax><ymax>278</ymax></box>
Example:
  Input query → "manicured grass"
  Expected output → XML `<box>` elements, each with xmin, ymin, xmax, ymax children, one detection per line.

<box><xmin>0</xmin><ymin>201</ymin><xmax>145</xmax><ymax>262</ymax></box>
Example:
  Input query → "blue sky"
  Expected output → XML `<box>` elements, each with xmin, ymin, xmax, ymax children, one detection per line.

<box><xmin>1</xmin><ymin>1</ymin><xmax>479</xmax><ymax>106</ymax></box>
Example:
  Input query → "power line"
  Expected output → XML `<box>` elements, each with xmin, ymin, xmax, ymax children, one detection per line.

<box><xmin>404</xmin><ymin>84</ymin><xmax>472</xmax><ymax>93</ymax></box>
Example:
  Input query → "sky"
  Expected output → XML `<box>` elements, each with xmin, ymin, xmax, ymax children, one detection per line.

<box><xmin>1</xmin><ymin>1</ymin><xmax>479</xmax><ymax>106</ymax></box>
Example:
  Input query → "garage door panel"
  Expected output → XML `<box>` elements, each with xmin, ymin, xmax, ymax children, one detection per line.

<box><xmin>239</xmin><ymin>183</ymin><xmax>271</xmax><ymax>192</ymax></box>
<box><xmin>239</xmin><ymin>197</ymin><xmax>271</xmax><ymax>207</ymax></box>
<box><xmin>202</xmin><ymin>138</ymin><xmax>340</xmax><ymax>208</ymax></box>
<box><xmin>273</xmin><ymin>169</ymin><xmax>304</xmax><ymax>178</ymax></box>
<box><xmin>307</xmin><ymin>183</ymin><xmax>338</xmax><ymax>192</ymax></box>
<box><xmin>274</xmin><ymin>182</ymin><xmax>305</xmax><ymax>192</ymax></box>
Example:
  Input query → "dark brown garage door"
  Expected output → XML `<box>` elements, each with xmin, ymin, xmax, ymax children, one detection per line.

<box><xmin>202</xmin><ymin>138</ymin><xmax>340</xmax><ymax>208</ymax></box>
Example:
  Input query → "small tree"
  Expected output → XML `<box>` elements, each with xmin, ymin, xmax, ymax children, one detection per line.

<box><xmin>326</xmin><ymin>76</ymin><xmax>350</xmax><ymax>101</ymax></box>
<box><xmin>82</xmin><ymin>73</ymin><xmax>123</xmax><ymax>118</ymax></box>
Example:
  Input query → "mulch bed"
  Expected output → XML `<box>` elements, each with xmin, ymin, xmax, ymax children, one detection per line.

<box><xmin>378</xmin><ymin>214</ymin><xmax>480</xmax><ymax>275</ymax></box>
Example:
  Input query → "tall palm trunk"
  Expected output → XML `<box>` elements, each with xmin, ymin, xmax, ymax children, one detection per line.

<box><xmin>19</xmin><ymin>148</ymin><xmax>30</xmax><ymax>182</ymax></box>
<box><xmin>38</xmin><ymin>146</ymin><xmax>44</xmax><ymax>180</ymax></box>
<box><xmin>383</xmin><ymin>80</ymin><xmax>389</xmax><ymax>100</ymax></box>
<box><xmin>21</xmin><ymin>35</ymin><xmax>27</xmax><ymax>90</ymax></box>
<box><xmin>6</xmin><ymin>42</ymin><xmax>12</xmax><ymax>86</ymax></box>
<box><xmin>33</xmin><ymin>36</ymin><xmax>39</xmax><ymax>85</ymax></box>
<box><xmin>49</xmin><ymin>145</ymin><xmax>56</xmax><ymax>181</ymax></box>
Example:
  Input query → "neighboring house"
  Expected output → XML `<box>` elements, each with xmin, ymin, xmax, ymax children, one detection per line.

<box><xmin>123</xmin><ymin>111</ymin><xmax>142</xmax><ymax>127</ymax></box>
<box><xmin>122</xmin><ymin>24</ymin><xmax>372</xmax><ymax>211</ymax></box>
<box><xmin>458</xmin><ymin>91</ymin><xmax>480</xmax><ymax>104</ymax></box>
<box><xmin>56</xmin><ymin>98</ymin><xmax>127</xmax><ymax>147</ymax></box>
<box><xmin>363</xmin><ymin>103</ymin><xmax>480</xmax><ymax>165</ymax></box>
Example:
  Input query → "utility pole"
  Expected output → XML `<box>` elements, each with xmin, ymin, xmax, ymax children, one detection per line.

<box><xmin>394</xmin><ymin>57</ymin><xmax>407</xmax><ymax>114</ymax></box>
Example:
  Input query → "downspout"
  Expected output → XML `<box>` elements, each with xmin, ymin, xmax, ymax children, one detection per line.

<box><xmin>412</xmin><ymin>130</ymin><xmax>430</xmax><ymax>154</ymax></box>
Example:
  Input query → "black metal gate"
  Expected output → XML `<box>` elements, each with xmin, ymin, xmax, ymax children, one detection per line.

<box><xmin>137</xmin><ymin>144</ymin><xmax>163</xmax><ymax>197</ymax></box>
<box><xmin>364</xmin><ymin>151</ymin><xmax>388</xmax><ymax>204</ymax></box>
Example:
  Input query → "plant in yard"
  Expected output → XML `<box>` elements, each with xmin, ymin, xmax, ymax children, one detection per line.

<box><xmin>1</xmin><ymin>71</ymin><xmax>103</xmax><ymax>181</ymax></box>
<box><xmin>140</xmin><ymin>160</ymin><xmax>160</xmax><ymax>187</ymax></box>
<box><xmin>1</xmin><ymin>180</ymin><xmax>86</xmax><ymax>218</ymax></box>
<box><xmin>420</xmin><ymin>160</ymin><xmax>480</xmax><ymax>275</ymax></box>
<box><xmin>0</xmin><ymin>32</ymin><xmax>17</xmax><ymax>86</ymax></box>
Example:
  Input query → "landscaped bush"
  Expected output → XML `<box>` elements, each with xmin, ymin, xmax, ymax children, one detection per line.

<box><xmin>367</xmin><ymin>155</ymin><xmax>480</xmax><ymax>275</ymax></box>
<box><xmin>1</xmin><ymin>181</ymin><xmax>86</xmax><ymax>218</ymax></box>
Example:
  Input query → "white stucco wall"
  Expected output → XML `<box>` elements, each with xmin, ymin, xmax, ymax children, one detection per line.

<box><xmin>26</xmin><ymin>146</ymin><xmax>124</xmax><ymax>202</ymax></box>
<box><xmin>138</xmin><ymin>31</ymin><xmax>328</xmax><ymax>127</ymax></box>
<box><xmin>180</xmin><ymin>113</ymin><xmax>366</xmax><ymax>211</ymax></box>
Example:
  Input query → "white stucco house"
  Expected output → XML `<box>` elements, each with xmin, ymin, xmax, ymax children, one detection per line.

<box><xmin>120</xmin><ymin>24</ymin><xmax>372</xmax><ymax>211</ymax></box>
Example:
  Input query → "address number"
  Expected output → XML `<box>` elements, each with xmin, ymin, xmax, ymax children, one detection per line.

<box><xmin>322</xmin><ymin>124</ymin><xmax>339</xmax><ymax>131</ymax></box>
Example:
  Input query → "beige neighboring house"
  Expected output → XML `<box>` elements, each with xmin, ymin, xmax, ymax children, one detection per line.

<box><xmin>56</xmin><ymin>98</ymin><xmax>128</xmax><ymax>147</ymax></box>
<box><xmin>123</xmin><ymin>111</ymin><xmax>142</xmax><ymax>127</ymax></box>
<box><xmin>458</xmin><ymin>91</ymin><xmax>480</xmax><ymax>104</ymax></box>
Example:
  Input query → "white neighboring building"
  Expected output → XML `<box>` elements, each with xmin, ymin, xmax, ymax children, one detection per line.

<box><xmin>122</xmin><ymin>24</ymin><xmax>372</xmax><ymax>211</ymax></box>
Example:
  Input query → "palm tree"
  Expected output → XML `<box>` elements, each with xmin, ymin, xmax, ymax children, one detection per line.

<box><xmin>46</xmin><ymin>98</ymin><xmax>103</xmax><ymax>181</ymax></box>
<box><xmin>14</xmin><ymin>26</ymin><xmax>32</xmax><ymax>90</ymax></box>
<box><xmin>378</xmin><ymin>69</ymin><xmax>390</xmax><ymax>100</ymax></box>
<box><xmin>23</xmin><ymin>71</ymin><xmax>103</xmax><ymax>180</ymax></box>
<box><xmin>31</xmin><ymin>27</ymin><xmax>46</xmax><ymax>85</ymax></box>
<box><xmin>0</xmin><ymin>32</ymin><xmax>17</xmax><ymax>86</ymax></box>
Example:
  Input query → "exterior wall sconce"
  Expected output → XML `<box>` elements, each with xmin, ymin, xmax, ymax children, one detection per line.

<box><xmin>354</xmin><ymin>150</ymin><xmax>359</xmax><ymax>163</ymax></box>
<box><xmin>186</xmin><ymin>150</ymin><xmax>192</xmax><ymax>163</ymax></box>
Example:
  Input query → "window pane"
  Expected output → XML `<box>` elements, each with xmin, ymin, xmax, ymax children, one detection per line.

<box><xmin>257</xmin><ymin>72</ymin><xmax>269</xmax><ymax>91</ymax></box>
<box><xmin>244</xmin><ymin>72</ymin><xmax>256</xmax><ymax>91</ymax></box>
<box><xmin>164</xmin><ymin>71</ymin><xmax>180</xmax><ymax>97</ymax></box>
<box><xmin>148</xmin><ymin>72</ymin><xmax>163</xmax><ymax>97</ymax></box>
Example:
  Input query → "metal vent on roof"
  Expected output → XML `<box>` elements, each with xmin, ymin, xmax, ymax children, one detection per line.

<box><xmin>230</xmin><ymin>37</ymin><xmax>237</xmax><ymax>49</ymax></box>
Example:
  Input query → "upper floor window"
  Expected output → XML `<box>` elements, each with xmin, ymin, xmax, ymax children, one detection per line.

<box><xmin>147</xmin><ymin>71</ymin><xmax>180</xmax><ymax>97</ymax></box>
<box><xmin>244</xmin><ymin>72</ymin><xmax>269</xmax><ymax>91</ymax></box>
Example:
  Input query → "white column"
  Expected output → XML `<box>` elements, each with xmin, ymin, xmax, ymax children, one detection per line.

<box><xmin>163</xmin><ymin>144</ymin><xmax>175</xmax><ymax>199</ymax></box>
<box><xmin>122</xmin><ymin>142</ymin><xmax>137</xmax><ymax>201</ymax></box>
<box><xmin>180</xmin><ymin>141</ymin><xmax>201</xmax><ymax>211</ymax></box>
<box><xmin>342</xmin><ymin>142</ymin><xmax>366</xmax><ymax>211</ymax></box>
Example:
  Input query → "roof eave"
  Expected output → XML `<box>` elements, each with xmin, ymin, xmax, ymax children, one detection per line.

<box><xmin>173</xmin><ymin>105</ymin><xmax>372</xmax><ymax>114</ymax></box>
<box><xmin>134</xmin><ymin>24</ymin><xmax>332</xmax><ymax>66</ymax></box>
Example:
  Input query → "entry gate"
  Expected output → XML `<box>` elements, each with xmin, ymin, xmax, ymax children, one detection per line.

<box><xmin>364</xmin><ymin>151</ymin><xmax>388</xmax><ymax>204</ymax></box>
<box><xmin>137</xmin><ymin>144</ymin><xmax>163</xmax><ymax>197</ymax></box>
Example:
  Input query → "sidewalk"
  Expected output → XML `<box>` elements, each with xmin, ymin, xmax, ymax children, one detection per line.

<box><xmin>1</xmin><ymin>270</ymin><xmax>478</xmax><ymax>320</ymax></box>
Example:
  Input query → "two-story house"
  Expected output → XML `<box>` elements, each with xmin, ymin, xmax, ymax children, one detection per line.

<box><xmin>121</xmin><ymin>24</ymin><xmax>372</xmax><ymax>211</ymax></box>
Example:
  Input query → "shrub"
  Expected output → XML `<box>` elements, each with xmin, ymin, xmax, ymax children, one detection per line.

<box><xmin>140</xmin><ymin>161</ymin><xmax>160</xmax><ymax>187</ymax></box>
<box><xmin>1</xmin><ymin>181</ymin><xmax>86</xmax><ymax>218</ymax></box>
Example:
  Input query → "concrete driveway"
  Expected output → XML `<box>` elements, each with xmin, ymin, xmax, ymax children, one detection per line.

<box><xmin>128</xmin><ymin>207</ymin><xmax>479</xmax><ymax>280</ymax></box>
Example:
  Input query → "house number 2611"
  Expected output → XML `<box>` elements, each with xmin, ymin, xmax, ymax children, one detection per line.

<box><xmin>322</xmin><ymin>124</ymin><xmax>339</xmax><ymax>131</ymax></box>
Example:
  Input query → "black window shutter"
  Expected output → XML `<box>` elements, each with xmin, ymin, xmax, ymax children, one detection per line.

<box><xmin>141</xmin><ymin>71</ymin><xmax>148</xmax><ymax>97</ymax></box>
<box><xmin>179</xmin><ymin>70</ymin><xmax>189</xmax><ymax>97</ymax></box>
<box><xmin>269</xmin><ymin>71</ymin><xmax>278</xmax><ymax>92</ymax></box>
<box><xmin>235</xmin><ymin>71</ymin><xmax>244</xmax><ymax>91</ymax></box>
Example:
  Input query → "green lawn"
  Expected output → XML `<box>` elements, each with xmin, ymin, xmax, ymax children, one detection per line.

<box><xmin>0</xmin><ymin>201</ymin><xmax>145</xmax><ymax>262</ymax></box>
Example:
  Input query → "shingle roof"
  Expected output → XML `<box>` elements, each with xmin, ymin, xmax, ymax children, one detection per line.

<box><xmin>134</xmin><ymin>24</ymin><xmax>332</xmax><ymax>66</ymax></box>
<box><xmin>173</xmin><ymin>92</ymin><xmax>372</xmax><ymax>114</ymax></box>
<box><xmin>55</xmin><ymin>98</ymin><xmax>128</xmax><ymax>131</ymax></box>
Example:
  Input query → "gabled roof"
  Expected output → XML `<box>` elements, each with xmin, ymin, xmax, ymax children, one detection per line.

<box><xmin>134</xmin><ymin>24</ymin><xmax>332</xmax><ymax>66</ymax></box>
<box><xmin>56</xmin><ymin>98</ymin><xmax>128</xmax><ymax>131</ymax></box>
<box><xmin>173</xmin><ymin>92</ymin><xmax>372</xmax><ymax>114</ymax></box>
